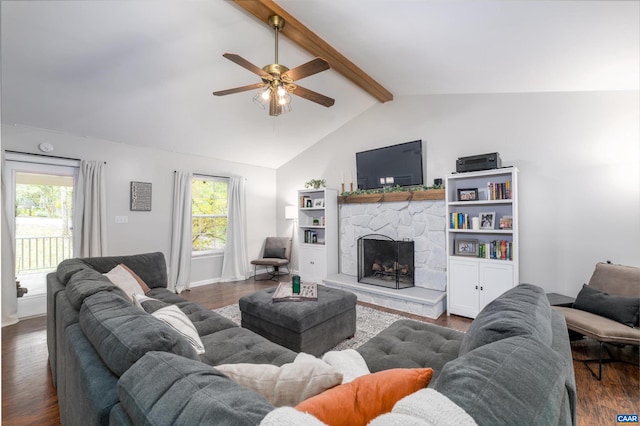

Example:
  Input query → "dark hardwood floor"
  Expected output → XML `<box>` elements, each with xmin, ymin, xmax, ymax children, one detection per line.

<box><xmin>2</xmin><ymin>277</ymin><xmax>638</xmax><ymax>425</ymax></box>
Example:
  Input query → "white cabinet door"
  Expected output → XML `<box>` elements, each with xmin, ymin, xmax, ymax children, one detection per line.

<box><xmin>479</xmin><ymin>262</ymin><xmax>514</xmax><ymax>311</ymax></box>
<box><xmin>448</xmin><ymin>258</ymin><xmax>480</xmax><ymax>318</ymax></box>
<box><xmin>299</xmin><ymin>245</ymin><xmax>326</xmax><ymax>283</ymax></box>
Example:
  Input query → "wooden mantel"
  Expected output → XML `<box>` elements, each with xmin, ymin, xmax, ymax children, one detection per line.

<box><xmin>338</xmin><ymin>189</ymin><xmax>445</xmax><ymax>204</ymax></box>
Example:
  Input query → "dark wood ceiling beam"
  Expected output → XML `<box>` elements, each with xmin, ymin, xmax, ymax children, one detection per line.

<box><xmin>232</xmin><ymin>0</ymin><xmax>393</xmax><ymax>103</ymax></box>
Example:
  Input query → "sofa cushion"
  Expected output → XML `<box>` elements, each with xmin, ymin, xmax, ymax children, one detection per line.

<box><xmin>66</xmin><ymin>268</ymin><xmax>128</xmax><ymax>310</ymax></box>
<box><xmin>295</xmin><ymin>368</ymin><xmax>433</xmax><ymax>426</ymax></box>
<box><xmin>81</xmin><ymin>251</ymin><xmax>168</xmax><ymax>289</ymax></box>
<box><xmin>80</xmin><ymin>291</ymin><xmax>198</xmax><ymax>377</ymax></box>
<box><xmin>56</xmin><ymin>258</ymin><xmax>92</xmax><ymax>285</ymax></box>
<box><xmin>458</xmin><ymin>283</ymin><xmax>552</xmax><ymax>355</ymax></box>
<box><xmin>198</xmin><ymin>327</ymin><xmax>297</xmax><ymax>366</ymax></box>
<box><xmin>118</xmin><ymin>351</ymin><xmax>275</xmax><ymax>426</ymax></box>
<box><xmin>215</xmin><ymin>352</ymin><xmax>342</xmax><ymax>407</ymax></box>
<box><xmin>356</xmin><ymin>319</ymin><xmax>463</xmax><ymax>382</ymax></box>
<box><xmin>434</xmin><ymin>335</ymin><xmax>567</xmax><ymax>425</ymax></box>
<box><xmin>573</xmin><ymin>284</ymin><xmax>639</xmax><ymax>327</ymax></box>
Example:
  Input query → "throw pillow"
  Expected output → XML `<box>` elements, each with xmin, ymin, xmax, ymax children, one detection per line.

<box><xmin>295</xmin><ymin>367</ymin><xmax>433</xmax><ymax>426</ymax></box>
<box><xmin>573</xmin><ymin>284</ymin><xmax>640</xmax><ymax>327</ymax></box>
<box><xmin>103</xmin><ymin>264</ymin><xmax>146</xmax><ymax>301</ymax></box>
<box><xmin>369</xmin><ymin>388</ymin><xmax>477</xmax><ymax>426</ymax></box>
<box><xmin>321</xmin><ymin>349</ymin><xmax>370</xmax><ymax>384</ymax></box>
<box><xmin>263</xmin><ymin>247</ymin><xmax>286</xmax><ymax>259</ymax></box>
<box><xmin>132</xmin><ymin>293</ymin><xmax>171</xmax><ymax>314</ymax></box>
<box><xmin>151</xmin><ymin>305</ymin><xmax>205</xmax><ymax>354</ymax></box>
<box><xmin>120</xmin><ymin>263</ymin><xmax>151</xmax><ymax>293</ymax></box>
<box><xmin>215</xmin><ymin>352</ymin><xmax>343</xmax><ymax>407</ymax></box>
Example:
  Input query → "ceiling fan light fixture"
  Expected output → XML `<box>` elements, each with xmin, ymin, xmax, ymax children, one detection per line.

<box><xmin>253</xmin><ymin>89</ymin><xmax>270</xmax><ymax>110</ymax></box>
<box><xmin>278</xmin><ymin>93</ymin><xmax>290</xmax><ymax>106</ymax></box>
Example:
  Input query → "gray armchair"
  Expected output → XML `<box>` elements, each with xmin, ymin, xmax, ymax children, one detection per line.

<box><xmin>553</xmin><ymin>262</ymin><xmax>640</xmax><ymax>380</ymax></box>
<box><xmin>250</xmin><ymin>237</ymin><xmax>292</xmax><ymax>281</ymax></box>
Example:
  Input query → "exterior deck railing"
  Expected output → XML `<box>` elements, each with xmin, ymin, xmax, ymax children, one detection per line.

<box><xmin>16</xmin><ymin>236</ymin><xmax>73</xmax><ymax>273</ymax></box>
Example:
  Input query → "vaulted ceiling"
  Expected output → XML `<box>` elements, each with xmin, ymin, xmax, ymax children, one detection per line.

<box><xmin>2</xmin><ymin>1</ymin><xmax>638</xmax><ymax>168</ymax></box>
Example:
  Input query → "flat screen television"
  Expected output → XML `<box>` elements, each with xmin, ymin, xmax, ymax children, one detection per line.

<box><xmin>356</xmin><ymin>140</ymin><xmax>424</xmax><ymax>190</ymax></box>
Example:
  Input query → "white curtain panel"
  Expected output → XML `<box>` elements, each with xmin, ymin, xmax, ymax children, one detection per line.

<box><xmin>169</xmin><ymin>171</ymin><xmax>193</xmax><ymax>293</ymax></box>
<box><xmin>73</xmin><ymin>160</ymin><xmax>107</xmax><ymax>257</ymax></box>
<box><xmin>220</xmin><ymin>176</ymin><xmax>248</xmax><ymax>282</ymax></box>
<box><xmin>1</xmin><ymin>154</ymin><xmax>18</xmax><ymax>327</ymax></box>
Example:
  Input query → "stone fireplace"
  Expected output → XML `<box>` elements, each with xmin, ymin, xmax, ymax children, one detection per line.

<box><xmin>339</xmin><ymin>199</ymin><xmax>446</xmax><ymax>292</ymax></box>
<box><xmin>358</xmin><ymin>234</ymin><xmax>415</xmax><ymax>289</ymax></box>
<box><xmin>323</xmin><ymin>196</ymin><xmax>447</xmax><ymax>318</ymax></box>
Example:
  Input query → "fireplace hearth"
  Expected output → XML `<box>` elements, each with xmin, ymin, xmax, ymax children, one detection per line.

<box><xmin>357</xmin><ymin>234</ymin><xmax>415</xmax><ymax>290</ymax></box>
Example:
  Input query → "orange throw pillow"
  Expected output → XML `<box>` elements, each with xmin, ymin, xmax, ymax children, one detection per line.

<box><xmin>120</xmin><ymin>264</ymin><xmax>152</xmax><ymax>294</ymax></box>
<box><xmin>295</xmin><ymin>368</ymin><xmax>433</xmax><ymax>426</ymax></box>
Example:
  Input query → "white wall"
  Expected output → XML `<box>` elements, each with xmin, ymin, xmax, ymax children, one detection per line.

<box><xmin>2</xmin><ymin>124</ymin><xmax>276</xmax><ymax>285</ymax></box>
<box><xmin>276</xmin><ymin>90</ymin><xmax>640</xmax><ymax>296</ymax></box>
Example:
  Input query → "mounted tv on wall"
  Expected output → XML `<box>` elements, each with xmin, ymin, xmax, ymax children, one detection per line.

<box><xmin>356</xmin><ymin>140</ymin><xmax>424</xmax><ymax>190</ymax></box>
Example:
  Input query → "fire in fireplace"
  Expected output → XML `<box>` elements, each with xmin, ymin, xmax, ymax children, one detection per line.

<box><xmin>357</xmin><ymin>234</ymin><xmax>415</xmax><ymax>290</ymax></box>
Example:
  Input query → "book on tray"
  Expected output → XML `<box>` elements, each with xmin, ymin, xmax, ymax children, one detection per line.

<box><xmin>272</xmin><ymin>282</ymin><xmax>318</xmax><ymax>302</ymax></box>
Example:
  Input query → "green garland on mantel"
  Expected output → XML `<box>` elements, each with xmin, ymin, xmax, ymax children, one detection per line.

<box><xmin>341</xmin><ymin>184</ymin><xmax>444</xmax><ymax>197</ymax></box>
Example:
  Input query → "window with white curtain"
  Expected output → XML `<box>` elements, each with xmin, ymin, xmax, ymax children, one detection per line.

<box><xmin>191</xmin><ymin>177</ymin><xmax>228</xmax><ymax>255</ymax></box>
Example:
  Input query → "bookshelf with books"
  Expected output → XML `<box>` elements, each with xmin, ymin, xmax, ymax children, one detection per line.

<box><xmin>445</xmin><ymin>167</ymin><xmax>519</xmax><ymax>318</ymax></box>
<box><xmin>297</xmin><ymin>188</ymin><xmax>338</xmax><ymax>283</ymax></box>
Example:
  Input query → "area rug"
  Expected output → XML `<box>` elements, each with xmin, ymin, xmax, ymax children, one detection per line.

<box><xmin>213</xmin><ymin>304</ymin><xmax>416</xmax><ymax>351</ymax></box>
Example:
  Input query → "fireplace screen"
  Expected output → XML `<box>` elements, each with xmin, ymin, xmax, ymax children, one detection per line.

<box><xmin>357</xmin><ymin>234</ymin><xmax>415</xmax><ymax>290</ymax></box>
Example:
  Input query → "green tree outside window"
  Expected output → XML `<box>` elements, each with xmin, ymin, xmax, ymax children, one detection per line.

<box><xmin>192</xmin><ymin>178</ymin><xmax>228</xmax><ymax>252</ymax></box>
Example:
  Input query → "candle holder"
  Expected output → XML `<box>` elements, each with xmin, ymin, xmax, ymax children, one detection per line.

<box><xmin>350</xmin><ymin>182</ymin><xmax>354</xmax><ymax>191</ymax></box>
<box><xmin>341</xmin><ymin>183</ymin><xmax>345</xmax><ymax>193</ymax></box>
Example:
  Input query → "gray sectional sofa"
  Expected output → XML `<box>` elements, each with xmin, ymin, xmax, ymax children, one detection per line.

<box><xmin>47</xmin><ymin>252</ymin><xmax>576</xmax><ymax>425</ymax></box>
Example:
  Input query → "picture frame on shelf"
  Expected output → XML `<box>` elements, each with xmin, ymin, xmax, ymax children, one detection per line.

<box><xmin>457</xmin><ymin>188</ymin><xmax>478</xmax><ymax>202</ymax></box>
<box><xmin>479</xmin><ymin>212</ymin><xmax>496</xmax><ymax>229</ymax></box>
<box><xmin>455</xmin><ymin>239</ymin><xmax>478</xmax><ymax>256</ymax></box>
<box><xmin>313</xmin><ymin>198</ymin><xmax>324</xmax><ymax>208</ymax></box>
<box><xmin>305</xmin><ymin>198</ymin><xmax>313</xmax><ymax>208</ymax></box>
<box><xmin>499</xmin><ymin>215</ymin><xmax>513</xmax><ymax>229</ymax></box>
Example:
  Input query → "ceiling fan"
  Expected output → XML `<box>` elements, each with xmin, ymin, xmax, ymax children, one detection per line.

<box><xmin>212</xmin><ymin>15</ymin><xmax>335</xmax><ymax>117</ymax></box>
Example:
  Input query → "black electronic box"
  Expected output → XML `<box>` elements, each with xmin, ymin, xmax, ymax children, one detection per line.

<box><xmin>456</xmin><ymin>152</ymin><xmax>501</xmax><ymax>173</ymax></box>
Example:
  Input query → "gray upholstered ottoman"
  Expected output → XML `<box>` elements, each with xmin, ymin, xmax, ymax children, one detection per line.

<box><xmin>239</xmin><ymin>285</ymin><xmax>357</xmax><ymax>356</ymax></box>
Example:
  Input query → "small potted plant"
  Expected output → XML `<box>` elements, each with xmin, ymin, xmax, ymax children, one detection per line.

<box><xmin>305</xmin><ymin>179</ymin><xmax>326</xmax><ymax>189</ymax></box>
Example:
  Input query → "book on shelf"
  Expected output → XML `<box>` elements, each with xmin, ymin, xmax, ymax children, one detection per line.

<box><xmin>487</xmin><ymin>181</ymin><xmax>512</xmax><ymax>200</ymax></box>
<box><xmin>300</xmin><ymin>196</ymin><xmax>312</xmax><ymax>208</ymax></box>
<box><xmin>304</xmin><ymin>230</ymin><xmax>320</xmax><ymax>243</ymax></box>
<box><xmin>450</xmin><ymin>212</ymin><xmax>470</xmax><ymax>229</ymax></box>
<box><xmin>272</xmin><ymin>282</ymin><xmax>318</xmax><ymax>302</ymax></box>
<box><xmin>477</xmin><ymin>240</ymin><xmax>512</xmax><ymax>260</ymax></box>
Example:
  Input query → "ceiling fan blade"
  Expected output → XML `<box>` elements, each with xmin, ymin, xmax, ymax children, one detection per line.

<box><xmin>222</xmin><ymin>53</ymin><xmax>271</xmax><ymax>80</ymax></box>
<box><xmin>213</xmin><ymin>83</ymin><xmax>265</xmax><ymax>96</ymax></box>
<box><xmin>282</xmin><ymin>58</ymin><xmax>330</xmax><ymax>82</ymax></box>
<box><xmin>291</xmin><ymin>85</ymin><xmax>335</xmax><ymax>108</ymax></box>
